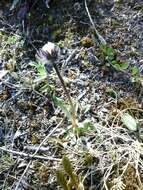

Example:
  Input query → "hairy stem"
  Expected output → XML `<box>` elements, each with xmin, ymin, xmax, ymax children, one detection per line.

<box><xmin>51</xmin><ymin>62</ymin><xmax>77</xmax><ymax>128</ymax></box>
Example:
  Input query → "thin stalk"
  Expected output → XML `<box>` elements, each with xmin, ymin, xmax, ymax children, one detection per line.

<box><xmin>84</xmin><ymin>0</ymin><xmax>106</xmax><ymax>45</ymax></box>
<box><xmin>51</xmin><ymin>62</ymin><xmax>77</xmax><ymax>128</ymax></box>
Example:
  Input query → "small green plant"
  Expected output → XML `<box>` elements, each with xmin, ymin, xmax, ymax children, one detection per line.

<box><xmin>31</xmin><ymin>61</ymin><xmax>47</xmax><ymax>78</ymax></box>
<box><xmin>100</xmin><ymin>44</ymin><xmax>129</xmax><ymax>71</ymax></box>
<box><xmin>130</xmin><ymin>66</ymin><xmax>143</xmax><ymax>83</ymax></box>
<box><xmin>30</xmin><ymin>61</ymin><xmax>53</xmax><ymax>93</ymax></box>
<box><xmin>100</xmin><ymin>44</ymin><xmax>143</xmax><ymax>85</ymax></box>
<box><xmin>56</xmin><ymin>156</ymin><xmax>84</xmax><ymax>190</ymax></box>
<box><xmin>37</xmin><ymin>42</ymin><xmax>78</xmax><ymax>128</ymax></box>
<box><xmin>53</xmin><ymin>96</ymin><xmax>72</xmax><ymax>119</ymax></box>
<box><xmin>56</xmin><ymin>170</ymin><xmax>70</xmax><ymax>190</ymax></box>
<box><xmin>75</xmin><ymin>119</ymin><xmax>94</xmax><ymax>136</ymax></box>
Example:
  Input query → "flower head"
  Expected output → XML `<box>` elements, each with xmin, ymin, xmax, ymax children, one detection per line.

<box><xmin>37</xmin><ymin>42</ymin><xmax>59</xmax><ymax>61</ymax></box>
<box><xmin>36</xmin><ymin>42</ymin><xmax>60</xmax><ymax>74</ymax></box>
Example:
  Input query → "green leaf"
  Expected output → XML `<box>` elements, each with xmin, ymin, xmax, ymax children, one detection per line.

<box><xmin>119</xmin><ymin>62</ymin><xmax>129</xmax><ymax>70</ymax></box>
<box><xmin>37</xmin><ymin>66</ymin><xmax>46</xmax><ymax>77</ymax></box>
<box><xmin>114</xmin><ymin>64</ymin><xmax>121</xmax><ymax>70</ymax></box>
<box><xmin>53</xmin><ymin>96</ymin><xmax>71</xmax><ymax>119</ymax></box>
<box><xmin>112</xmin><ymin>61</ymin><xmax>129</xmax><ymax>71</ymax></box>
<box><xmin>62</xmin><ymin>156</ymin><xmax>78</xmax><ymax>187</ymax></box>
<box><xmin>121</xmin><ymin>113</ymin><xmax>137</xmax><ymax>131</ymax></box>
<box><xmin>39</xmin><ymin>84</ymin><xmax>49</xmax><ymax>92</ymax></box>
<box><xmin>106</xmin><ymin>87</ymin><xmax>117</xmax><ymax>99</ymax></box>
<box><xmin>75</xmin><ymin>120</ymin><xmax>94</xmax><ymax>136</ymax></box>
<box><xmin>56</xmin><ymin>170</ymin><xmax>70</xmax><ymax>190</ymax></box>
<box><xmin>7</xmin><ymin>36</ymin><xmax>18</xmax><ymax>44</ymax></box>
<box><xmin>131</xmin><ymin>66</ymin><xmax>139</xmax><ymax>75</ymax></box>
<box><xmin>130</xmin><ymin>76</ymin><xmax>136</xmax><ymax>83</ymax></box>
<box><xmin>131</xmin><ymin>76</ymin><xmax>143</xmax><ymax>83</ymax></box>
<box><xmin>107</xmin><ymin>47</ymin><xmax>114</xmax><ymax>56</ymax></box>
<box><xmin>100</xmin><ymin>44</ymin><xmax>107</xmax><ymax>53</ymax></box>
<box><xmin>111</xmin><ymin>60</ymin><xmax>118</xmax><ymax>65</ymax></box>
<box><xmin>83</xmin><ymin>120</ymin><xmax>94</xmax><ymax>130</ymax></box>
<box><xmin>30</xmin><ymin>62</ymin><xmax>46</xmax><ymax>77</ymax></box>
<box><xmin>62</xmin><ymin>156</ymin><xmax>73</xmax><ymax>177</ymax></box>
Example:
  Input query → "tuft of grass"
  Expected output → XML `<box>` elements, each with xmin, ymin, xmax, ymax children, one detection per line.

<box><xmin>0</xmin><ymin>154</ymin><xmax>14</xmax><ymax>173</ymax></box>
<box><xmin>56</xmin><ymin>156</ymin><xmax>84</xmax><ymax>190</ymax></box>
<box><xmin>100</xmin><ymin>44</ymin><xmax>143</xmax><ymax>85</ymax></box>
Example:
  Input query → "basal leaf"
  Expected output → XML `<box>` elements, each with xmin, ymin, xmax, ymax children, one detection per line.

<box><xmin>53</xmin><ymin>96</ymin><xmax>71</xmax><ymax>119</ymax></box>
<box><xmin>119</xmin><ymin>62</ymin><xmax>129</xmax><ymax>70</ymax></box>
<box><xmin>131</xmin><ymin>66</ymin><xmax>139</xmax><ymax>75</ymax></box>
<box><xmin>56</xmin><ymin>170</ymin><xmax>69</xmax><ymax>190</ymax></box>
<box><xmin>62</xmin><ymin>156</ymin><xmax>73</xmax><ymax>176</ymax></box>
<box><xmin>121</xmin><ymin>113</ymin><xmax>137</xmax><ymax>131</ymax></box>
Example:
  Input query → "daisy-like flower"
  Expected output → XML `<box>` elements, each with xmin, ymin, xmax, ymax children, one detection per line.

<box><xmin>37</xmin><ymin>42</ymin><xmax>60</xmax><ymax>73</ymax></box>
<box><xmin>37</xmin><ymin>42</ymin><xmax>59</xmax><ymax>60</ymax></box>
<box><xmin>36</xmin><ymin>42</ymin><xmax>77</xmax><ymax>128</ymax></box>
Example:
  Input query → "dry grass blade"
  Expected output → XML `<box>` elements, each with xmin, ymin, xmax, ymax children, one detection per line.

<box><xmin>84</xmin><ymin>0</ymin><xmax>107</xmax><ymax>45</ymax></box>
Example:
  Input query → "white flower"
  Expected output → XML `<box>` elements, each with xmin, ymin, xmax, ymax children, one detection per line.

<box><xmin>41</xmin><ymin>42</ymin><xmax>56</xmax><ymax>56</ymax></box>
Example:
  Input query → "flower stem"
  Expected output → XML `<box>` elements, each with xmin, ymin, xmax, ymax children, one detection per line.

<box><xmin>51</xmin><ymin>62</ymin><xmax>77</xmax><ymax>128</ymax></box>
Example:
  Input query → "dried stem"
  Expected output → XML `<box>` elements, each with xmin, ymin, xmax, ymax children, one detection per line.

<box><xmin>0</xmin><ymin>147</ymin><xmax>60</xmax><ymax>161</ymax></box>
<box><xmin>84</xmin><ymin>0</ymin><xmax>106</xmax><ymax>45</ymax></box>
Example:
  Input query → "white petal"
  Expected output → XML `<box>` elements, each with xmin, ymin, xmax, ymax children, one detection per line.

<box><xmin>42</xmin><ymin>42</ymin><xmax>55</xmax><ymax>55</ymax></box>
